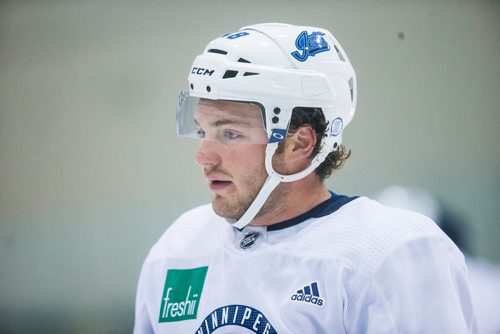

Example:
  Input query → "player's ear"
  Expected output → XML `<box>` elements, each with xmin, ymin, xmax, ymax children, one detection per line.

<box><xmin>285</xmin><ymin>125</ymin><xmax>316</xmax><ymax>161</ymax></box>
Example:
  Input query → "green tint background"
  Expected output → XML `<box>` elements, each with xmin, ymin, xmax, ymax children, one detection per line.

<box><xmin>1</xmin><ymin>0</ymin><xmax>499</xmax><ymax>332</ymax></box>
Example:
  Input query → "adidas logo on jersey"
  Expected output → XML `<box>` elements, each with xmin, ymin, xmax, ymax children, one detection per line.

<box><xmin>290</xmin><ymin>282</ymin><xmax>324</xmax><ymax>307</ymax></box>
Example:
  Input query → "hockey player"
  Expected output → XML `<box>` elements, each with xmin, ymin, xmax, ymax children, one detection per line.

<box><xmin>134</xmin><ymin>23</ymin><xmax>476</xmax><ymax>333</ymax></box>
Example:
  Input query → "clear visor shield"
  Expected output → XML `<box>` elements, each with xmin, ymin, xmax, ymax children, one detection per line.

<box><xmin>176</xmin><ymin>91</ymin><xmax>269</xmax><ymax>145</ymax></box>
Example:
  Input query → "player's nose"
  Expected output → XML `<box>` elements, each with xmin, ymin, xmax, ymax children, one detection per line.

<box><xmin>195</xmin><ymin>139</ymin><xmax>222</xmax><ymax>167</ymax></box>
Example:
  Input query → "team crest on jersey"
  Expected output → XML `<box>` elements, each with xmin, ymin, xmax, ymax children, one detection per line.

<box><xmin>290</xmin><ymin>281</ymin><xmax>324</xmax><ymax>307</ymax></box>
<box><xmin>159</xmin><ymin>266</ymin><xmax>208</xmax><ymax>323</ymax></box>
<box><xmin>195</xmin><ymin>304</ymin><xmax>277</xmax><ymax>334</ymax></box>
<box><xmin>291</xmin><ymin>31</ymin><xmax>331</xmax><ymax>62</ymax></box>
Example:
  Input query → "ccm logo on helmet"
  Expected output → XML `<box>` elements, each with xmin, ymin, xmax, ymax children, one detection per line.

<box><xmin>191</xmin><ymin>67</ymin><xmax>215</xmax><ymax>76</ymax></box>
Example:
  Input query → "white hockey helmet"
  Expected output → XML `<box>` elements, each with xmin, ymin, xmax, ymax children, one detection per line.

<box><xmin>177</xmin><ymin>23</ymin><xmax>357</xmax><ymax>229</ymax></box>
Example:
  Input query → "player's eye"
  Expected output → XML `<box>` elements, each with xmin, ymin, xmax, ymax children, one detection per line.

<box><xmin>196</xmin><ymin>128</ymin><xmax>205</xmax><ymax>139</ymax></box>
<box><xmin>223</xmin><ymin>130</ymin><xmax>241</xmax><ymax>140</ymax></box>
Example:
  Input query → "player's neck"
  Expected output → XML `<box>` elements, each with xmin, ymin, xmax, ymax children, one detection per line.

<box><xmin>249</xmin><ymin>176</ymin><xmax>331</xmax><ymax>228</ymax></box>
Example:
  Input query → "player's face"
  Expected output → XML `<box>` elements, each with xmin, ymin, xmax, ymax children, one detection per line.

<box><xmin>194</xmin><ymin>99</ymin><xmax>272</xmax><ymax>220</ymax></box>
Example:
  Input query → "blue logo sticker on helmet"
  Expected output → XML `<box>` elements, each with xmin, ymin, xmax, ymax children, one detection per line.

<box><xmin>291</xmin><ymin>31</ymin><xmax>331</xmax><ymax>62</ymax></box>
<box><xmin>331</xmin><ymin>117</ymin><xmax>343</xmax><ymax>136</ymax></box>
<box><xmin>269</xmin><ymin>129</ymin><xmax>288</xmax><ymax>143</ymax></box>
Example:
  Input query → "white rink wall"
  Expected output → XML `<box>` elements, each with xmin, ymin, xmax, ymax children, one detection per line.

<box><xmin>1</xmin><ymin>0</ymin><xmax>499</xmax><ymax>332</ymax></box>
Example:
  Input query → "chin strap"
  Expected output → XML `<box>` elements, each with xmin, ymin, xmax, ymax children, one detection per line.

<box><xmin>231</xmin><ymin>175</ymin><xmax>281</xmax><ymax>229</ymax></box>
<box><xmin>231</xmin><ymin>137</ymin><xmax>338</xmax><ymax>229</ymax></box>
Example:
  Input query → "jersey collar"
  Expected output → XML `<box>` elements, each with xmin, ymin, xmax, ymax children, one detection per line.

<box><xmin>267</xmin><ymin>192</ymin><xmax>358</xmax><ymax>231</ymax></box>
<box><xmin>229</xmin><ymin>192</ymin><xmax>358</xmax><ymax>251</ymax></box>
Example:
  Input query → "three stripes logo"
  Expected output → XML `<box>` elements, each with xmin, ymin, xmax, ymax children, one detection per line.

<box><xmin>290</xmin><ymin>281</ymin><xmax>324</xmax><ymax>307</ymax></box>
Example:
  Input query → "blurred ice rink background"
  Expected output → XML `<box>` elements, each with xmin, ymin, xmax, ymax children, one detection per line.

<box><xmin>1</xmin><ymin>0</ymin><xmax>498</xmax><ymax>332</ymax></box>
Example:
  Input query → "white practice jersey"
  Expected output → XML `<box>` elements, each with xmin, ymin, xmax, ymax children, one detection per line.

<box><xmin>134</xmin><ymin>195</ymin><xmax>476</xmax><ymax>333</ymax></box>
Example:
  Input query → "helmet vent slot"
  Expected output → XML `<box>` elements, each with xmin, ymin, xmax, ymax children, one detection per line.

<box><xmin>334</xmin><ymin>45</ymin><xmax>345</xmax><ymax>62</ymax></box>
<box><xmin>348</xmin><ymin>78</ymin><xmax>354</xmax><ymax>102</ymax></box>
<box><xmin>223</xmin><ymin>70</ymin><xmax>238</xmax><ymax>79</ymax></box>
<box><xmin>208</xmin><ymin>48</ymin><xmax>228</xmax><ymax>55</ymax></box>
<box><xmin>243</xmin><ymin>72</ymin><xmax>259</xmax><ymax>77</ymax></box>
<box><xmin>238</xmin><ymin>58</ymin><xmax>251</xmax><ymax>63</ymax></box>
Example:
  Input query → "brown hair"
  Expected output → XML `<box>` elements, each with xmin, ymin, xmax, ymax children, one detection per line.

<box><xmin>288</xmin><ymin>107</ymin><xmax>351</xmax><ymax>180</ymax></box>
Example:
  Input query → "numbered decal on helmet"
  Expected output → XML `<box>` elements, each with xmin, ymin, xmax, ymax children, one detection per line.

<box><xmin>223</xmin><ymin>31</ymin><xmax>250</xmax><ymax>40</ymax></box>
<box><xmin>291</xmin><ymin>31</ymin><xmax>331</xmax><ymax>62</ymax></box>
